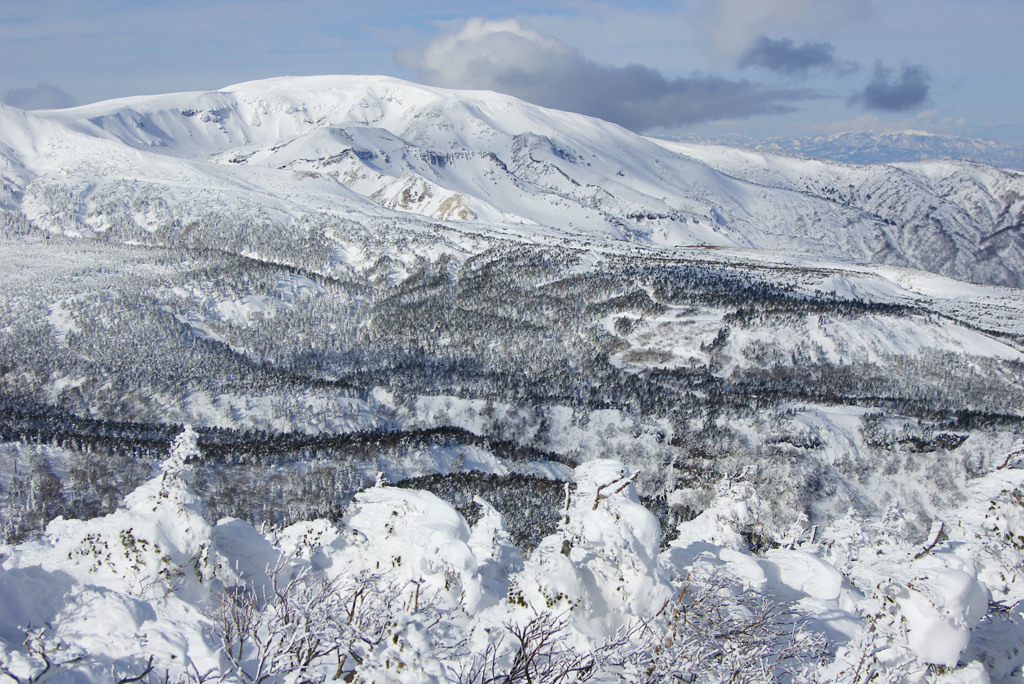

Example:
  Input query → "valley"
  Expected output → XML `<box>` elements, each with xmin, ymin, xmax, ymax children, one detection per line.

<box><xmin>1</xmin><ymin>76</ymin><xmax>1023</xmax><ymax>682</ymax></box>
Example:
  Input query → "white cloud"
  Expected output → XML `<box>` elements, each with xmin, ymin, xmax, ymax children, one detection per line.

<box><xmin>402</xmin><ymin>18</ymin><xmax>573</xmax><ymax>88</ymax></box>
<box><xmin>399</xmin><ymin>17</ymin><xmax>813</xmax><ymax>132</ymax></box>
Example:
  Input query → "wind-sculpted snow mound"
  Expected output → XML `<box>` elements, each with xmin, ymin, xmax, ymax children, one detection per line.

<box><xmin>510</xmin><ymin>459</ymin><xmax>674</xmax><ymax>643</ymax></box>
<box><xmin>3</xmin><ymin>430</ymin><xmax>1024</xmax><ymax>681</ymax></box>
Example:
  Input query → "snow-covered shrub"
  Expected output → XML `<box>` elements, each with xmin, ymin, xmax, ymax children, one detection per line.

<box><xmin>513</xmin><ymin>460</ymin><xmax>673</xmax><ymax>637</ymax></box>
<box><xmin>451</xmin><ymin>610</ymin><xmax>631</xmax><ymax>684</ymax></box>
<box><xmin>5</xmin><ymin>440</ymin><xmax>1024</xmax><ymax>682</ymax></box>
<box><xmin>0</xmin><ymin>626</ymin><xmax>86</xmax><ymax>684</ymax></box>
<box><xmin>669</xmin><ymin>471</ymin><xmax>778</xmax><ymax>553</ymax></box>
<box><xmin>7</xmin><ymin>426</ymin><xmax>214</xmax><ymax>598</ymax></box>
<box><xmin>629</xmin><ymin>570</ymin><xmax>826</xmax><ymax>683</ymax></box>
<box><xmin>212</xmin><ymin>562</ymin><xmax>450</xmax><ymax>683</ymax></box>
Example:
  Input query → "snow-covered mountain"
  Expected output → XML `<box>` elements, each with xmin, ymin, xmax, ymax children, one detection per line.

<box><xmin>3</xmin><ymin>76</ymin><xmax>1024</xmax><ymax>682</ymax></box>
<box><xmin>1</xmin><ymin>74</ymin><xmax>1022</xmax><ymax>529</ymax></box>
<box><xmin>2</xmin><ymin>75</ymin><xmax>1023</xmax><ymax>287</ymax></box>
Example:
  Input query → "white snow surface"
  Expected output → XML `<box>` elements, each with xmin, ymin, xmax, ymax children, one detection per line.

<box><xmin>3</xmin><ymin>433</ymin><xmax>1024</xmax><ymax>681</ymax></box>
<box><xmin>3</xmin><ymin>76</ymin><xmax>1024</xmax><ymax>682</ymax></box>
<box><xmin>3</xmin><ymin>75</ymin><xmax>1024</xmax><ymax>286</ymax></box>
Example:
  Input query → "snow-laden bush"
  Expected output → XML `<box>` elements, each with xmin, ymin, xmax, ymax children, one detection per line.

<box><xmin>211</xmin><ymin>564</ymin><xmax>451</xmax><ymax>683</ymax></box>
<box><xmin>3</xmin><ymin>433</ymin><xmax>1024</xmax><ymax>682</ymax></box>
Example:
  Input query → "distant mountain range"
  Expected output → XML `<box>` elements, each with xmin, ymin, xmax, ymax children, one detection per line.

<box><xmin>673</xmin><ymin>130</ymin><xmax>1024</xmax><ymax>171</ymax></box>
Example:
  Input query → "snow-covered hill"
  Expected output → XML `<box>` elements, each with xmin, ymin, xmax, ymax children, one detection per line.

<box><xmin>2</xmin><ymin>75</ymin><xmax>1023</xmax><ymax>287</ymax></box>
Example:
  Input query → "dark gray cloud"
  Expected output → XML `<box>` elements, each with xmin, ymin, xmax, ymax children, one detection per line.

<box><xmin>849</xmin><ymin>62</ymin><xmax>930</xmax><ymax>112</ymax></box>
<box><xmin>738</xmin><ymin>35</ymin><xmax>853</xmax><ymax>78</ymax></box>
<box><xmin>2</xmin><ymin>82</ymin><xmax>77</xmax><ymax>110</ymax></box>
<box><xmin>399</xmin><ymin>18</ymin><xmax>814</xmax><ymax>132</ymax></box>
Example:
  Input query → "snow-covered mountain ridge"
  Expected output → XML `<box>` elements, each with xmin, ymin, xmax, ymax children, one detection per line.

<box><xmin>4</xmin><ymin>76</ymin><xmax>1024</xmax><ymax>682</ymax></box>
<box><xmin>2</xmin><ymin>75</ymin><xmax>1023</xmax><ymax>287</ymax></box>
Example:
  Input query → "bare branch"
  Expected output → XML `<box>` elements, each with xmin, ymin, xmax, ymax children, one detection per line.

<box><xmin>913</xmin><ymin>520</ymin><xmax>944</xmax><ymax>560</ymax></box>
<box><xmin>116</xmin><ymin>656</ymin><xmax>155</xmax><ymax>684</ymax></box>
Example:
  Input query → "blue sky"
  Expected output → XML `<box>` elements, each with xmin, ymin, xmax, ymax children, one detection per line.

<box><xmin>2</xmin><ymin>0</ymin><xmax>1022</xmax><ymax>145</ymax></box>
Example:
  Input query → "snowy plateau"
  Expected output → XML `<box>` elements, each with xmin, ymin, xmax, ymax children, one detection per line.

<box><xmin>0</xmin><ymin>75</ymin><xmax>1024</xmax><ymax>682</ymax></box>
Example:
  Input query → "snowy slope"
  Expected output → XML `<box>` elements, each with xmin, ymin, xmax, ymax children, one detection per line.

<box><xmin>2</xmin><ymin>76</ymin><xmax>1023</xmax><ymax>286</ymax></box>
<box><xmin>659</xmin><ymin>139</ymin><xmax>1024</xmax><ymax>287</ymax></box>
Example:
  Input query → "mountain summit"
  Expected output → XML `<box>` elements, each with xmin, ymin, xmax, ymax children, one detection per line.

<box><xmin>2</xmin><ymin>75</ymin><xmax>1022</xmax><ymax>287</ymax></box>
